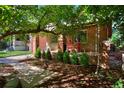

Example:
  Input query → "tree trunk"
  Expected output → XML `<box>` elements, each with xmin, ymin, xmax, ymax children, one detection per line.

<box><xmin>95</xmin><ymin>24</ymin><xmax>100</xmax><ymax>75</ymax></box>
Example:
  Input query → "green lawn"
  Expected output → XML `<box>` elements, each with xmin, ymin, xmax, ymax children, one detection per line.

<box><xmin>0</xmin><ymin>51</ymin><xmax>31</xmax><ymax>58</ymax></box>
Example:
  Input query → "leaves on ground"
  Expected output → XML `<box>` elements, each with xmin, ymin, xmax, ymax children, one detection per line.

<box><xmin>22</xmin><ymin>59</ymin><xmax>124</xmax><ymax>88</ymax></box>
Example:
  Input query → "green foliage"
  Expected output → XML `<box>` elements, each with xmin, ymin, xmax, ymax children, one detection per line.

<box><xmin>0</xmin><ymin>41</ymin><xmax>7</xmax><ymax>50</ymax></box>
<box><xmin>113</xmin><ymin>79</ymin><xmax>124</xmax><ymax>88</ymax></box>
<box><xmin>56</xmin><ymin>50</ymin><xmax>63</xmax><ymax>62</ymax></box>
<box><xmin>0</xmin><ymin>5</ymin><xmax>124</xmax><ymax>41</ymax></box>
<box><xmin>49</xmin><ymin>34</ymin><xmax>58</xmax><ymax>43</ymax></box>
<box><xmin>80</xmin><ymin>53</ymin><xmax>89</xmax><ymax>67</ymax></box>
<box><xmin>42</xmin><ymin>50</ymin><xmax>46</xmax><ymax>59</ymax></box>
<box><xmin>70</xmin><ymin>52</ymin><xmax>79</xmax><ymax>65</ymax></box>
<box><xmin>111</xmin><ymin>30</ymin><xmax>124</xmax><ymax>49</ymax></box>
<box><xmin>35</xmin><ymin>47</ymin><xmax>41</xmax><ymax>59</ymax></box>
<box><xmin>63</xmin><ymin>51</ymin><xmax>70</xmax><ymax>64</ymax></box>
<box><xmin>1</xmin><ymin>5</ymin><xmax>124</xmax><ymax>44</ymax></box>
<box><xmin>45</xmin><ymin>49</ymin><xmax>52</xmax><ymax>60</ymax></box>
<box><xmin>15</xmin><ymin>34</ymin><xmax>29</xmax><ymax>43</ymax></box>
<box><xmin>4</xmin><ymin>77</ymin><xmax>22</xmax><ymax>88</ymax></box>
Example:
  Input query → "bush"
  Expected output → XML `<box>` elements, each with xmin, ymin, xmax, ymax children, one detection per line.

<box><xmin>56</xmin><ymin>50</ymin><xmax>63</xmax><ymax>62</ymax></box>
<box><xmin>80</xmin><ymin>53</ymin><xmax>89</xmax><ymax>67</ymax></box>
<box><xmin>113</xmin><ymin>79</ymin><xmax>123</xmax><ymax>88</ymax></box>
<box><xmin>45</xmin><ymin>49</ymin><xmax>52</xmax><ymax>60</ymax></box>
<box><xmin>63</xmin><ymin>51</ymin><xmax>70</xmax><ymax>64</ymax></box>
<box><xmin>70</xmin><ymin>52</ymin><xmax>79</xmax><ymax>65</ymax></box>
<box><xmin>42</xmin><ymin>50</ymin><xmax>46</xmax><ymax>59</ymax></box>
<box><xmin>0</xmin><ymin>41</ymin><xmax>7</xmax><ymax>50</ymax></box>
<box><xmin>34</xmin><ymin>47</ymin><xmax>41</xmax><ymax>59</ymax></box>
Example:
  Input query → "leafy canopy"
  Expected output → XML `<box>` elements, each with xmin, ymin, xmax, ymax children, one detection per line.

<box><xmin>1</xmin><ymin>5</ymin><xmax>124</xmax><ymax>40</ymax></box>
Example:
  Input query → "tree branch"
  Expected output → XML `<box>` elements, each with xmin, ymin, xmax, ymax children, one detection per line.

<box><xmin>0</xmin><ymin>28</ymin><xmax>60</xmax><ymax>40</ymax></box>
<box><xmin>0</xmin><ymin>11</ymin><xmax>61</xmax><ymax>40</ymax></box>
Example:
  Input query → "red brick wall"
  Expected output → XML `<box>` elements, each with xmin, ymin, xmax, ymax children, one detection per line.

<box><xmin>31</xmin><ymin>24</ymin><xmax>112</xmax><ymax>53</ymax></box>
<box><xmin>65</xmin><ymin>24</ymin><xmax>112</xmax><ymax>52</ymax></box>
<box><xmin>39</xmin><ymin>36</ymin><xmax>48</xmax><ymax>51</ymax></box>
<box><xmin>31</xmin><ymin>35</ymin><xmax>48</xmax><ymax>54</ymax></box>
<box><xmin>31</xmin><ymin>35</ymin><xmax>36</xmax><ymax>54</ymax></box>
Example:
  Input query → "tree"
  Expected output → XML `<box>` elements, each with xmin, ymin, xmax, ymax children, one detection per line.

<box><xmin>1</xmin><ymin>5</ymin><xmax>124</xmax><ymax>53</ymax></box>
<box><xmin>0</xmin><ymin>5</ymin><xmax>59</xmax><ymax>40</ymax></box>
<box><xmin>79</xmin><ymin>5</ymin><xmax>124</xmax><ymax>74</ymax></box>
<box><xmin>0</xmin><ymin>5</ymin><xmax>84</xmax><ymax>52</ymax></box>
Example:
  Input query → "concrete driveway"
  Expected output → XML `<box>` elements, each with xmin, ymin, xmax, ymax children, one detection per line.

<box><xmin>0</xmin><ymin>55</ymin><xmax>58</xmax><ymax>84</ymax></box>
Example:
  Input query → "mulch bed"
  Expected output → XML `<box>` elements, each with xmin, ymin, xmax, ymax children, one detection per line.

<box><xmin>21</xmin><ymin>59</ymin><xmax>124</xmax><ymax>88</ymax></box>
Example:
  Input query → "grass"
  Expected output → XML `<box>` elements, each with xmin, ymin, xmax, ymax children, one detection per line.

<box><xmin>0</xmin><ymin>51</ymin><xmax>31</xmax><ymax>58</ymax></box>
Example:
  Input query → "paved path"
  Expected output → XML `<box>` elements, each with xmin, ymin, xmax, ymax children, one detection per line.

<box><xmin>0</xmin><ymin>55</ymin><xmax>58</xmax><ymax>85</ymax></box>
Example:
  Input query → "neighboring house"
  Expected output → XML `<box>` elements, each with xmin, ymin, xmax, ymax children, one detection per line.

<box><xmin>31</xmin><ymin>23</ymin><xmax>112</xmax><ymax>54</ymax></box>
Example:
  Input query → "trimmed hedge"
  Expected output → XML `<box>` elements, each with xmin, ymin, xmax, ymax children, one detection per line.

<box><xmin>70</xmin><ymin>52</ymin><xmax>79</xmax><ymax>65</ymax></box>
<box><xmin>56</xmin><ymin>50</ymin><xmax>63</xmax><ymax>62</ymax></box>
<box><xmin>45</xmin><ymin>49</ymin><xmax>52</xmax><ymax>60</ymax></box>
<box><xmin>63</xmin><ymin>51</ymin><xmax>70</xmax><ymax>64</ymax></box>
<box><xmin>42</xmin><ymin>50</ymin><xmax>46</xmax><ymax>59</ymax></box>
<box><xmin>34</xmin><ymin>47</ymin><xmax>41</xmax><ymax>59</ymax></box>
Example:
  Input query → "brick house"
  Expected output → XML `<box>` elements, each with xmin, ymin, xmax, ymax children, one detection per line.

<box><xmin>58</xmin><ymin>23</ymin><xmax>112</xmax><ymax>52</ymax></box>
<box><xmin>30</xmin><ymin>23</ymin><xmax>112</xmax><ymax>54</ymax></box>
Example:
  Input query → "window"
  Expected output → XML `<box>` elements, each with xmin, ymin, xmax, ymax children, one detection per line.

<box><xmin>75</xmin><ymin>31</ymin><xmax>88</xmax><ymax>43</ymax></box>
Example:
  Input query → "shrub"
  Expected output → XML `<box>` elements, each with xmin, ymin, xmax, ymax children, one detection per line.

<box><xmin>0</xmin><ymin>41</ymin><xmax>7</xmax><ymax>50</ymax></box>
<box><xmin>56</xmin><ymin>50</ymin><xmax>63</xmax><ymax>62</ymax></box>
<box><xmin>70</xmin><ymin>52</ymin><xmax>79</xmax><ymax>65</ymax></box>
<box><xmin>63</xmin><ymin>51</ymin><xmax>70</xmax><ymax>64</ymax></box>
<box><xmin>80</xmin><ymin>53</ymin><xmax>89</xmax><ymax>67</ymax></box>
<box><xmin>113</xmin><ymin>79</ymin><xmax>123</xmax><ymax>88</ymax></box>
<box><xmin>42</xmin><ymin>50</ymin><xmax>46</xmax><ymax>59</ymax></box>
<box><xmin>45</xmin><ymin>49</ymin><xmax>52</xmax><ymax>60</ymax></box>
<box><xmin>34</xmin><ymin>47</ymin><xmax>41</xmax><ymax>59</ymax></box>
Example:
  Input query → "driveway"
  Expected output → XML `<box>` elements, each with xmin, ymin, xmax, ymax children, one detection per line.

<box><xmin>0</xmin><ymin>55</ymin><xmax>58</xmax><ymax>84</ymax></box>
